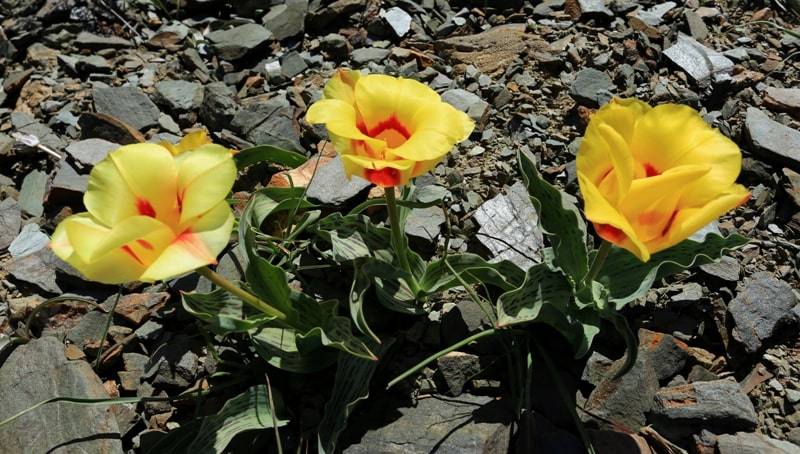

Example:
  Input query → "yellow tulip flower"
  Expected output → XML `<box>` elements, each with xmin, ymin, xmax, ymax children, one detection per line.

<box><xmin>50</xmin><ymin>142</ymin><xmax>236</xmax><ymax>283</ymax></box>
<box><xmin>577</xmin><ymin>98</ymin><xmax>750</xmax><ymax>262</ymax></box>
<box><xmin>306</xmin><ymin>69</ymin><xmax>475</xmax><ymax>187</ymax></box>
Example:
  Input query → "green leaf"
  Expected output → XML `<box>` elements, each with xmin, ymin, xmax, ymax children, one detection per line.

<box><xmin>317</xmin><ymin>339</ymin><xmax>395</xmax><ymax>454</ymax></box>
<box><xmin>182</xmin><ymin>288</ymin><xmax>271</xmax><ymax>334</ymax></box>
<box><xmin>311</xmin><ymin>212</ymin><xmax>394</xmax><ymax>263</ymax></box>
<box><xmin>150</xmin><ymin>385</ymin><xmax>289</xmax><ymax>454</ymax></box>
<box><xmin>291</xmin><ymin>292</ymin><xmax>378</xmax><ymax>361</ymax></box>
<box><xmin>244</xmin><ymin>254</ymin><xmax>294</xmax><ymax>316</ymax></box>
<box><xmin>234</xmin><ymin>144</ymin><xmax>307</xmax><ymax>171</ymax></box>
<box><xmin>594</xmin><ymin>233</ymin><xmax>748</xmax><ymax>309</ymax></box>
<box><xmin>250</xmin><ymin>326</ymin><xmax>337</xmax><ymax>373</ymax></box>
<box><xmin>419</xmin><ymin>253</ymin><xmax>525</xmax><ymax>294</ymax></box>
<box><xmin>497</xmin><ymin>263</ymin><xmax>598</xmax><ymax>357</ymax></box>
<box><xmin>517</xmin><ymin>149</ymin><xmax>588</xmax><ymax>283</ymax></box>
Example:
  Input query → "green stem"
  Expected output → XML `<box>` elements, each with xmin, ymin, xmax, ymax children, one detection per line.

<box><xmin>197</xmin><ymin>267</ymin><xmax>287</xmax><ymax>321</ymax></box>
<box><xmin>386</xmin><ymin>329</ymin><xmax>498</xmax><ymax>389</ymax></box>
<box><xmin>384</xmin><ymin>187</ymin><xmax>419</xmax><ymax>294</ymax></box>
<box><xmin>582</xmin><ymin>240</ymin><xmax>612</xmax><ymax>285</ymax></box>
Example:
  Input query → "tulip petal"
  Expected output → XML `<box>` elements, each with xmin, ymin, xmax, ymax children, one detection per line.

<box><xmin>176</xmin><ymin>144</ymin><xmax>237</xmax><ymax>224</ymax></box>
<box><xmin>85</xmin><ymin>143</ymin><xmax>179</xmax><ymax>227</ymax></box>
<box><xmin>340</xmin><ymin>154</ymin><xmax>416</xmax><ymax>187</ymax></box>
<box><xmin>160</xmin><ymin>130</ymin><xmax>211</xmax><ymax>155</ymax></box>
<box><xmin>321</xmin><ymin>69</ymin><xmax>360</xmax><ymax>105</ymax></box>
<box><xmin>355</xmin><ymin>75</ymin><xmax>441</xmax><ymax>131</ymax></box>
<box><xmin>578</xmin><ymin>172</ymin><xmax>650</xmax><ymax>261</ymax></box>
<box><xmin>632</xmin><ymin>104</ymin><xmax>743</xmax><ymax>204</ymax></box>
<box><xmin>141</xmin><ymin>201</ymin><xmax>234</xmax><ymax>281</ymax></box>
<box><xmin>657</xmin><ymin>184</ymin><xmax>750</xmax><ymax>250</ymax></box>
<box><xmin>50</xmin><ymin>213</ymin><xmax>168</xmax><ymax>284</ymax></box>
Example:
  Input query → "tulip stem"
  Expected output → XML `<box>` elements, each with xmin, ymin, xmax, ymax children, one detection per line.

<box><xmin>384</xmin><ymin>187</ymin><xmax>420</xmax><ymax>295</ymax></box>
<box><xmin>583</xmin><ymin>240</ymin><xmax>613</xmax><ymax>285</ymax></box>
<box><xmin>197</xmin><ymin>267</ymin><xmax>287</xmax><ymax>321</ymax></box>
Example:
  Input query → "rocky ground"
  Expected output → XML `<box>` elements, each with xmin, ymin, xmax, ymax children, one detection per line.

<box><xmin>1</xmin><ymin>0</ymin><xmax>800</xmax><ymax>453</ymax></box>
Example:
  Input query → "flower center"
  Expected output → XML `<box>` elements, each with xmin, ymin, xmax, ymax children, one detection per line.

<box><xmin>368</xmin><ymin>115</ymin><xmax>411</xmax><ymax>149</ymax></box>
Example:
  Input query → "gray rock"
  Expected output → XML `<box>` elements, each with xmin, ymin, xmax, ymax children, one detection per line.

<box><xmin>232</xmin><ymin>97</ymin><xmax>303</xmax><ymax>153</ymax></box>
<box><xmin>206</xmin><ymin>23</ymin><xmax>274</xmax><ymax>61</ymax></box>
<box><xmin>728</xmin><ymin>271</ymin><xmax>798</xmax><ymax>353</ymax></box>
<box><xmin>341</xmin><ymin>394</ymin><xmax>511</xmax><ymax>454</ymax></box>
<box><xmin>381</xmin><ymin>6</ymin><xmax>413</xmax><ymax>37</ymax></box>
<box><xmin>717</xmin><ymin>432</ymin><xmax>800</xmax><ymax>454</ymax></box>
<box><xmin>568</xmin><ymin>68</ymin><xmax>614</xmax><ymax>107</ymax></box>
<box><xmin>700</xmin><ymin>255</ymin><xmax>741</xmax><ymax>282</ymax></box>
<box><xmin>0</xmin><ymin>336</ymin><xmax>122</xmax><ymax>454</ymax></box>
<box><xmin>142</xmin><ymin>340</ymin><xmax>200</xmax><ymax>389</ymax></box>
<box><xmin>650</xmin><ymin>379</ymin><xmax>758</xmax><ymax>441</ymax></box>
<box><xmin>638</xmin><ymin>328</ymin><xmax>688</xmax><ymax>381</ymax></box>
<box><xmin>405</xmin><ymin>205</ymin><xmax>446</xmax><ymax>246</ymax></box>
<box><xmin>74</xmin><ymin>30</ymin><xmax>133</xmax><ymax>50</ymax></box>
<box><xmin>436</xmin><ymin>351</ymin><xmax>482</xmax><ymax>396</ymax></box>
<box><xmin>684</xmin><ymin>9</ymin><xmax>709</xmax><ymax>41</ymax></box>
<box><xmin>75</xmin><ymin>54</ymin><xmax>112</xmax><ymax>75</ymax></box>
<box><xmin>262</xmin><ymin>0</ymin><xmax>308</xmax><ymax>41</ymax></box>
<box><xmin>350</xmin><ymin>47</ymin><xmax>391</xmax><ymax>65</ymax></box>
<box><xmin>5</xmin><ymin>247</ymin><xmax>63</xmax><ymax>294</ymax></box>
<box><xmin>319</xmin><ymin>33</ymin><xmax>349</xmax><ymax>60</ymax></box>
<box><xmin>635</xmin><ymin>2</ymin><xmax>677</xmax><ymax>25</ymax></box>
<box><xmin>582</xmin><ymin>350</ymin><xmax>659</xmax><ymax>431</ymax></box>
<box><xmin>11</xmin><ymin>111</ymin><xmax>66</xmax><ymax>155</ymax></box>
<box><xmin>663</xmin><ymin>33</ymin><xmax>734</xmax><ymax>88</ymax></box>
<box><xmin>279</xmin><ymin>50</ymin><xmax>308</xmax><ymax>79</ymax></box>
<box><xmin>764</xmin><ymin>86</ymin><xmax>800</xmax><ymax>112</ymax></box>
<box><xmin>746</xmin><ymin>107</ymin><xmax>800</xmax><ymax>168</ymax></box>
<box><xmin>18</xmin><ymin>169</ymin><xmax>48</xmax><ymax>217</ymax></box>
<box><xmin>199</xmin><ymin>82</ymin><xmax>238</xmax><ymax>132</ymax></box>
<box><xmin>50</xmin><ymin>160</ymin><xmax>89</xmax><ymax>203</ymax></box>
<box><xmin>65</xmin><ymin>310</ymin><xmax>112</xmax><ymax>351</ymax></box>
<box><xmin>577</xmin><ymin>0</ymin><xmax>613</xmax><ymax>18</ymax></box>
<box><xmin>441</xmin><ymin>88</ymin><xmax>481</xmax><ymax>113</ymax></box>
<box><xmin>0</xmin><ymin>197</ymin><xmax>21</xmax><ymax>250</ymax></box>
<box><xmin>65</xmin><ymin>138</ymin><xmax>119</xmax><ymax>171</ymax></box>
<box><xmin>154</xmin><ymin>80</ymin><xmax>204</xmax><ymax>113</ymax></box>
<box><xmin>474</xmin><ymin>181</ymin><xmax>544</xmax><ymax>270</ymax></box>
<box><xmin>306</xmin><ymin>155</ymin><xmax>371</xmax><ymax>205</ymax></box>
<box><xmin>92</xmin><ymin>86</ymin><xmax>160</xmax><ymax>131</ymax></box>
<box><xmin>8</xmin><ymin>222</ymin><xmax>49</xmax><ymax>258</ymax></box>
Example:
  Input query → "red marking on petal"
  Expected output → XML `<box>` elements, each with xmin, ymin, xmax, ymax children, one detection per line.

<box><xmin>136</xmin><ymin>198</ymin><xmax>156</xmax><ymax>217</ymax></box>
<box><xmin>595</xmin><ymin>223</ymin><xmax>627</xmax><ymax>244</ymax></box>
<box><xmin>365</xmin><ymin>167</ymin><xmax>402</xmax><ymax>187</ymax></box>
<box><xmin>644</xmin><ymin>163</ymin><xmax>661</xmax><ymax>178</ymax></box>
<box><xmin>173</xmin><ymin>230</ymin><xmax>217</xmax><ymax>264</ymax></box>
<box><xmin>136</xmin><ymin>239</ymin><xmax>154</xmax><ymax>250</ymax></box>
<box><xmin>368</xmin><ymin>115</ymin><xmax>411</xmax><ymax>142</ymax></box>
<box><xmin>660</xmin><ymin>210</ymin><xmax>679</xmax><ymax>237</ymax></box>
<box><xmin>637</xmin><ymin>211</ymin><xmax>660</xmax><ymax>226</ymax></box>
<box><xmin>121</xmin><ymin>245</ymin><xmax>145</xmax><ymax>266</ymax></box>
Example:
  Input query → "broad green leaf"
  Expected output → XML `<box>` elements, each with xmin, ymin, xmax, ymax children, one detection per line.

<box><xmin>291</xmin><ymin>292</ymin><xmax>378</xmax><ymax>360</ymax></box>
<box><xmin>497</xmin><ymin>263</ymin><xmax>598</xmax><ymax>357</ymax></box>
<box><xmin>234</xmin><ymin>144</ymin><xmax>307</xmax><ymax>170</ymax></box>
<box><xmin>594</xmin><ymin>233</ymin><xmax>748</xmax><ymax>309</ymax></box>
<box><xmin>311</xmin><ymin>212</ymin><xmax>393</xmax><ymax>263</ymax></box>
<box><xmin>251</xmin><ymin>327</ymin><xmax>337</xmax><ymax>373</ymax></box>
<box><xmin>419</xmin><ymin>253</ymin><xmax>525</xmax><ymax>294</ymax></box>
<box><xmin>182</xmin><ymin>288</ymin><xmax>272</xmax><ymax>334</ymax></box>
<box><xmin>150</xmin><ymin>384</ymin><xmax>289</xmax><ymax>454</ymax></box>
<box><xmin>244</xmin><ymin>254</ymin><xmax>293</xmax><ymax>316</ymax></box>
<box><xmin>518</xmin><ymin>149</ymin><xmax>588</xmax><ymax>284</ymax></box>
<box><xmin>317</xmin><ymin>339</ymin><xmax>395</xmax><ymax>454</ymax></box>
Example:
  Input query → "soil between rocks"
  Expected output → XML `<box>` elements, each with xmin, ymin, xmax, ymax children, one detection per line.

<box><xmin>0</xmin><ymin>1</ymin><xmax>799</xmax><ymax>453</ymax></box>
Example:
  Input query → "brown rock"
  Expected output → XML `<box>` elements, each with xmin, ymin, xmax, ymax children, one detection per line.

<box><xmin>77</xmin><ymin>112</ymin><xmax>147</xmax><ymax>145</ymax></box>
<box><xmin>434</xmin><ymin>24</ymin><xmax>552</xmax><ymax>76</ymax></box>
